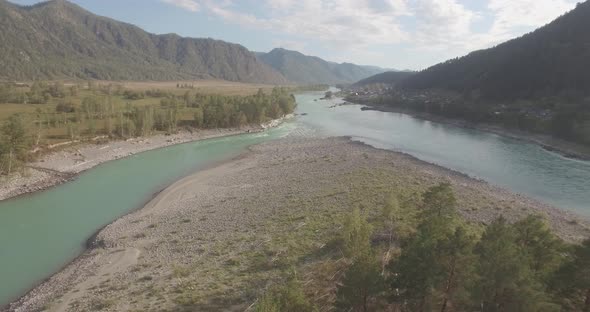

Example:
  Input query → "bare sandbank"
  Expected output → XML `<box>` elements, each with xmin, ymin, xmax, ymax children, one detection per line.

<box><xmin>7</xmin><ymin>137</ymin><xmax>589</xmax><ymax>312</ymax></box>
<box><xmin>0</xmin><ymin>115</ymin><xmax>292</xmax><ymax>202</ymax></box>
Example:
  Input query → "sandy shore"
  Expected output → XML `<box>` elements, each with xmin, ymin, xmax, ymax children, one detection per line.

<box><xmin>0</xmin><ymin>115</ymin><xmax>293</xmax><ymax>202</ymax></box>
<box><xmin>357</xmin><ymin>103</ymin><xmax>590</xmax><ymax>160</ymax></box>
<box><xmin>6</xmin><ymin>137</ymin><xmax>589</xmax><ymax>312</ymax></box>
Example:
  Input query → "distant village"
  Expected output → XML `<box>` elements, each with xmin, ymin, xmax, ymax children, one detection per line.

<box><xmin>342</xmin><ymin>83</ymin><xmax>556</xmax><ymax>122</ymax></box>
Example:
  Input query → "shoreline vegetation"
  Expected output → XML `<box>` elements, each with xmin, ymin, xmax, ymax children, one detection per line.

<box><xmin>6</xmin><ymin>137</ymin><xmax>589</xmax><ymax>312</ymax></box>
<box><xmin>0</xmin><ymin>117</ymin><xmax>291</xmax><ymax>202</ymax></box>
<box><xmin>350</xmin><ymin>100</ymin><xmax>590</xmax><ymax>161</ymax></box>
<box><xmin>3</xmin><ymin>86</ymin><xmax>590</xmax><ymax>310</ymax></box>
<box><xmin>0</xmin><ymin>80</ymin><xmax>298</xmax><ymax>200</ymax></box>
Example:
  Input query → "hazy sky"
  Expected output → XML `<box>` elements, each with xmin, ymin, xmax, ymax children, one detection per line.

<box><xmin>11</xmin><ymin>0</ymin><xmax>580</xmax><ymax>70</ymax></box>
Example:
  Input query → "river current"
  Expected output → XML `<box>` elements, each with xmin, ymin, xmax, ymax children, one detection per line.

<box><xmin>1</xmin><ymin>91</ymin><xmax>589</xmax><ymax>306</ymax></box>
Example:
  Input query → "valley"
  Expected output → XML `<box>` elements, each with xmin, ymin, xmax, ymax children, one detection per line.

<box><xmin>8</xmin><ymin>137</ymin><xmax>589</xmax><ymax>311</ymax></box>
<box><xmin>1</xmin><ymin>0</ymin><xmax>590</xmax><ymax>311</ymax></box>
<box><xmin>2</xmin><ymin>91</ymin><xmax>590</xmax><ymax>311</ymax></box>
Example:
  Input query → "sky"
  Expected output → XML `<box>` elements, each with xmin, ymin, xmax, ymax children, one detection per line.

<box><xmin>11</xmin><ymin>0</ymin><xmax>581</xmax><ymax>70</ymax></box>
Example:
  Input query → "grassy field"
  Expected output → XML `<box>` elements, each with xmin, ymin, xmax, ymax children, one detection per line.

<box><xmin>113</xmin><ymin>80</ymin><xmax>292</xmax><ymax>96</ymax></box>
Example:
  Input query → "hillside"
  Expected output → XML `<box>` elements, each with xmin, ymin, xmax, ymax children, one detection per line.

<box><xmin>352</xmin><ymin>71</ymin><xmax>414</xmax><ymax>87</ymax></box>
<box><xmin>257</xmin><ymin>48</ymin><xmax>387</xmax><ymax>85</ymax></box>
<box><xmin>343</xmin><ymin>1</ymin><xmax>590</xmax><ymax>145</ymax></box>
<box><xmin>399</xmin><ymin>1</ymin><xmax>590</xmax><ymax>100</ymax></box>
<box><xmin>0</xmin><ymin>0</ymin><xmax>287</xmax><ymax>83</ymax></box>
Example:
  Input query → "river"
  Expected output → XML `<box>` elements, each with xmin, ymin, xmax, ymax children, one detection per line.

<box><xmin>1</xmin><ymin>90</ymin><xmax>589</xmax><ymax>306</ymax></box>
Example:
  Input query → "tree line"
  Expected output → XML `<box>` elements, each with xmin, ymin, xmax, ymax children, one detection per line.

<box><xmin>255</xmin><ymin>183</ymin><xmax>590</xmax><ymax>312</ymax></box>
<box><xmin>293</xmin><ymin>84</ymin><xmax>330</xmax><ymax>92</ymax></box>
<box><xmin>0</xmin><ymin>84</ymin><xmax>296</xmax><ymax>175</ymax></box>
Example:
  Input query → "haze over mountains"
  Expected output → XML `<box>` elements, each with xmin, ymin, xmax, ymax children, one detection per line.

<box><xmin>256</xmin><ymin>48</ymin><xmax>388</xmax><ymax>85</ymax></box>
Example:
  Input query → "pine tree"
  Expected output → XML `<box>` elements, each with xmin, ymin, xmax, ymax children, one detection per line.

<box><xmin>388</xmin><ymin>223</ymin><xmax>476</xmax><ymax>311</ymax></box>
<box><xmin>335</xmin><ymin>253</ymin><xmax>384</xmax><ymax>312</ymax></box>
<box><xmin>437</xmin><ymin>226</ymin><xmax>477</xmax><ymax>312</ymax></box>
<box><xmin>551</xmin><ymin>239</ymin><xmax>590</xmax><ymax>311</ymax></box>
<box><xmin>474</xmin><ymin>216</ymin><xmax>553</xmax><ymax>312</ymax></box>
<box><xmin>388</xmin><ymin>184</ymin><xmax>475</xmax><ymax>311</ymax></box>
<box><xmin>421</xmin><ymin>182</ymin><xmax>456</xmax><ymax>220</ymax></box>
<box><xmin>513</xmin><ymin>215</ymin><xmax>565</xmax><ymax>281</ymax></box>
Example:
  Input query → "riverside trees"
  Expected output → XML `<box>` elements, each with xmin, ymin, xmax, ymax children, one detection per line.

<box><xmin>255</xmin><ymin>183</ymin><xmax>590</xmax><ymax>312</ymax></box>
<box><xmin>0</xmin><ymin>114</ymin><xmax>28</xmax><ymax>175</ymax></box>
<box><xmin>386</xmin><ymin>185</ymin><xmax>585</xmax><ymax>312</ymax></box>
<box><xmin>0</xmin><ymin>82</ymin><xmax>296</xmax><ymax>175</ymax></box>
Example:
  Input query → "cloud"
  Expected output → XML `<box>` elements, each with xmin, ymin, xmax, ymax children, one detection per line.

<box><xmin>201</xmin><ymin>0</ymin><xmax>408</xmax><ymax>49</ymax></box>
<box><xmin>488</xmin><ymin>0</ymin><xmax>577</xmax><ymax>38</ymax></box>
<box><xmin>406</xmin><ymin>0</ymin><xmax>576</xmax><ymax>57</ymax></box>
<box><xmin>410</xmin><ymin>0</ymin><xmax>478</xmax><ymax>49</ymax></box>
<box><xmin>161</xmin><ymin>0</ymin><xmax>580</xmax><ymax>68</ymax></box>
<box><xmin>161</xmin><ymin>0</ymin><xmax>200</xmax><ymax>12</ymax></box>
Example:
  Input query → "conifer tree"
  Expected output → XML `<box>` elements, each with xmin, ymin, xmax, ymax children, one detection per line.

<box><xmin>474</xmin><ymin>216</ymin><xmax>554</xmax><ymax>312</ymax></box>
<box><xmin>551</xmin><ymin>239</ymin><xmax>590</xmax><ymax>311</ymax></box>
<box><xmin>335</xmin><ymin>253</ymin><xmax>384</xmax><ymax>312</ymax></box>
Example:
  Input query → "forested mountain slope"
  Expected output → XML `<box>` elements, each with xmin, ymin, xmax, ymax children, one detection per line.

<box><xmin>0</xmin><ymin>0</ymin><xmax>287</xmax><ymax>83</ymax></box>
<box><xmin>352</xmin><ymin>71</ymin><xmax>414</xmax><ymax>87</ymax></box>
<box><xmin>257</xmin><ymin>48</ymin><xmax>387</xmax><ymax>85</ymax></box>
<box><xmin>399</xmin><ymin>1</ymin><xmax>590</xmax><ymax>100</ymax></box>
<box><xmin>343</xmin><ymin>1</ymin><xmax>590</xmax><ymax>145</ymax></box>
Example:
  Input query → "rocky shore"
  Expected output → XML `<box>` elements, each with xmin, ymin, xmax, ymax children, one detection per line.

<box><xmin>0</xmin><ymin>114</ymin><xmax>293</xmax><ymax>202</ymax></box>
<box><xmin>6</xmin><ymin>137</ymin><xmax>589</xmax><ymax>312</ymax></box>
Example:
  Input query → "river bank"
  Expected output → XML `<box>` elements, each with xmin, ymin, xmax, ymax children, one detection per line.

<box><xmin>0</xmin><ymin>115</ymin><xmax>293</xmax><ymax>202</ymax></box>
<box><xmin>356</xmin><ymin>103</ymin><xmax>590</xmax><ymax>160</ymax></box>
<box><xmin>7</xmin><ymin>137</ymin><xmax>589</xmax><ymax>312</ymax></box>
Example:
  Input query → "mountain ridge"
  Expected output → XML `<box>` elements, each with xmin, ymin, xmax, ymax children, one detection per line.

<box><xmin>398</xmin><ymin>1</ymin><xmax>590</xmax><ymax>100</ymax></box>
<box><xmin>347</xmin><ymin>1</ymin><xmax>590</xmax><ymax>146</ymax></box>
<box><xmin>257</xmin><ymin>48</ymin><xmax>388</xmax><ymax>85</ymax></box>
<box><xmin>0</xmin><ymin>0</ymin><xmax>288</xmax><ymax>83</ymax></box>
<box><xmin>352</xmin><ymin>71</ymin><xmax>415</xmax><ymax>87</ymax></box>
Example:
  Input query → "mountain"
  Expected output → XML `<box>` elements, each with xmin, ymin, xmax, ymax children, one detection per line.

<box><xmin>257</xmin><ymin>48</ymin><xmax>387</xmax><ymax>85</ymax></box>
<box><xmin>0</xmin><ymin>0</ymin><xmax>287</xmax><ymax>83</ymax></box>
<box><xmin>399</xmin><ymin>1</ymin><xmax>590</xmax><ymax>100</ymax></box>
<box><xmin>352</xmin><ymin>71</ymin><xmax>414</xmax><ymax>87</ymax></box>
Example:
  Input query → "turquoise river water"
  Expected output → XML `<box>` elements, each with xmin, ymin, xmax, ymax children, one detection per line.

<box><xmin>1</xmin><ymin>91</ymin><xmax>589</xmax><ymax>306</ymax></box>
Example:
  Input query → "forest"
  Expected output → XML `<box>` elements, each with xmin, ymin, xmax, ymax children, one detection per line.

<box><xmin>399</xmin><ymin>2</ymin><xmax>590</xmax><ymax>101</ymax></box>
<box><xmin>0</xmin><ymin>81</ymin><xmax>296</xmax><ymax>175</ymax></box>
<box><xmin>345</xmin><ymin>1</ymin><xmax>590</xmax><ymax>145</ymax></box>
<box><xmin>254</xmin><ymin>183</ymin><xmax>590</xmax><ymax>312</ymax></box>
